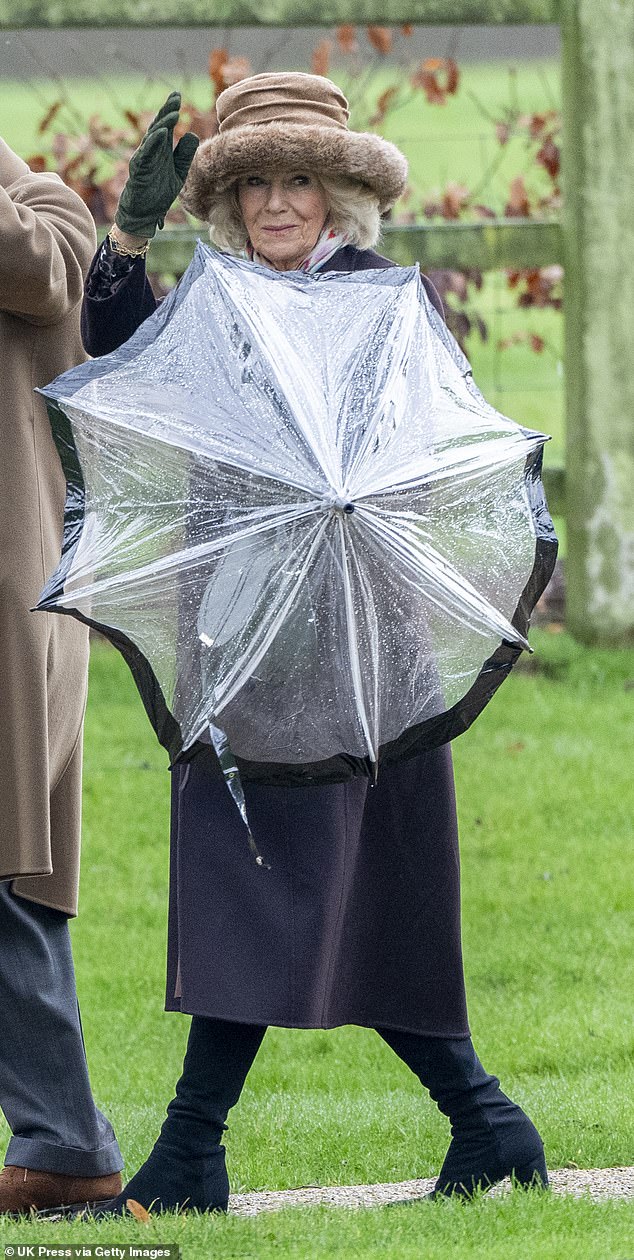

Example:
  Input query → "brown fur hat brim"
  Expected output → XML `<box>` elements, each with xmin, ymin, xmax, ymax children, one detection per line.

<box><xmin>181</xmin><ymin>123</ymin><xmax>408</xmax><ymax>219</ymax></box>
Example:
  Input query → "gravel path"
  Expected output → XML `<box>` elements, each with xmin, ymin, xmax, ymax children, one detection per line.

<box><xmin>229</xmin><ymin>1167</ymin><xmax>634</xmax><ymax>1216</ymax></box>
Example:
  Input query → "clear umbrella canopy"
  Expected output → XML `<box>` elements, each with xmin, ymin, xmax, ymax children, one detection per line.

<box><xmin>38</xmin><ymin>245</ymin><xmax>556</xmax><ymax>770</ymax></box>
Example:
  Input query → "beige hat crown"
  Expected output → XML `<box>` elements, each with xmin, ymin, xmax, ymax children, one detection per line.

<box><xmin>181</xmin><ymin>72</ymin><xmax>408</xmax><ymax>220</ymax></box>
<box><xmin>217</xmin><ymin>73</ymin><xmax>350</xmax><ymax>133</ymax></box>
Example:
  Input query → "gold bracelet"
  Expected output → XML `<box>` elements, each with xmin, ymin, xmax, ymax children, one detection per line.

<box><xmin>107</xmin><ymin>227</ymin><xmax>151</xmax><ymax>258</ymax></box>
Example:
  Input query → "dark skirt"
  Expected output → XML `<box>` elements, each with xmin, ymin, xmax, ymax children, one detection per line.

<box><xmin>165</xmin><ymin>745</ymin><xmax>469</xmax><ymax>1037</ymax></box>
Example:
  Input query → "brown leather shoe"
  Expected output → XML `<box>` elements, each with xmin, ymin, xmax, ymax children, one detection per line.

<box><xmin>0</xmin><ymin>1165</ymin><xmax>123</xmax><ymax>1216</ymax></box>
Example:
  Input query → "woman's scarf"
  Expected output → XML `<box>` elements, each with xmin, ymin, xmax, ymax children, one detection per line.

<box><xmin>246</xmin><ymin>225</ymin><xmax>349</xmax><ymax>274</ymax></box>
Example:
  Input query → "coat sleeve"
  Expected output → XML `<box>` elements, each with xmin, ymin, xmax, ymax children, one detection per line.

<box><xmin>81</xmin><ymin>247</ymin><xmax>158</xmax><ymax>357</ymax></box>
<box><xmin>0</xmin><ymin>173</ymin><xmax>96</xmax><ymax>326</ymax></box>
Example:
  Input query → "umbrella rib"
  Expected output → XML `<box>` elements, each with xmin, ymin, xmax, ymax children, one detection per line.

<box><xmin>336</xmin><ymin>515</ymin><xmax>377</xmax><ymax>765</ymax></box>
<box><xmin>350</xmin><ymin>430</ymin><xmax>546</xmax><ymax>502</ymax></box>
<box><xmin>65</xmin><ymin>399</ymin><xmax>327</xmax><ymax>499</ymax></box>
<box><xmin>342</xmin><ymin>285</ymin><xmax>419</xmax><ymax>490</ymax></box>
<box><xmin>56</xmin><ymin>502</ymin><xmax>322</xmax><ymax>607</ymax></box>
<box><xmin>356</xmin><ymin>507</ymin><xmax>528</xmax><ymax>649</ymax></box>
<box><xmin>202</xmin><ymin>515</ymin><xmax>331</xmax><ymax>723</ymax></box>
<box><xmin>212</xmin><ymin>274</ymin><xmax>343</xmax><ymax>492</ymax></box>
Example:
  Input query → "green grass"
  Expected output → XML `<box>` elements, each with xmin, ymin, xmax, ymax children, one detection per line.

<box><xmin>1</xmin><ymin>630</ymin><xmax>632</xmax><ymax>1255</ymax></box>
<box><xmin>2</xmin><ymin>1195</ymin><xmax>634</xmax><ymax>1259</ymax></box>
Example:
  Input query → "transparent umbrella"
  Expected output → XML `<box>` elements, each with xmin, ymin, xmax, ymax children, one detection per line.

<box><xmin>38</xmin><ymin>244</ymin><xmax>557</xmax><ymax>784</ymax></box>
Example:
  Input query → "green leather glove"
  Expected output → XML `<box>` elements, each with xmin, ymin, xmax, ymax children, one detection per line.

<box><xmin>115</xmin><ymin>92</ymin><xmax>200</xmax><ymax>239</ymax></box>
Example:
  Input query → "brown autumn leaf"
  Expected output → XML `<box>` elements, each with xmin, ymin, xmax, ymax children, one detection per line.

<box><xmin>505</xmin><ymin>175</ymin><xmax>531</xmax><ymax>217</ymax></box>
<box><xmin>401</xmin><ymin>23</ymin><xmax>414</xmax><ymax>36</ymax></box>
<box><xmin>311</xmin><ymin>40</ymin><xmax>332</xmax><ymax>78</ymax></box>
<box><xmin>126</xmin><ymin>1198</ymin><xmax>151</xmax><ymax>1223</ymax></box>
<box><xmin>369</xmin><ymin>85</ymin><xmax>399</xmax><ymax>127</ymax></box>
<box><xmin>221</xmin><ymin>56</ymin><xmax>252</xmax><ymax>88</ymax></box>
<box><xmin>498</xmin><ymin>331</ymin><xmax>545</xmax><ymax>353</ymax></box>
<box><xmin>61</xmin><ymin>151</ymin><xmax>91</xmax><ymax>180</ymax></box>
<box><xmin>38</xmin><ymin>100</ymin><xmax>64</xmax><ymax>135</ymax></box>
<box><xmin>26</xmin><ymin>153</ymin><xmax>48</xmax><ymax>172</ymax></box>
<box><xmin>209</xmin><ymin>47</ymin><xmax>229</xmax><ymax>95</ymax></box>
<box><xmin>412</xmin><ymin>64</ymin><xmax>443</xmax><ymax>105</ymax></box>
<box><xmin>441</xmin><ymin>182</ymin><xmax>469</xmax><ymax>220</ymax></box>
<box><xmin>520</xmin><ymin>271</ymin><xmax>545</xmax><ymax>304</ymax></box>
<box><xmin>528</xmin><ymin>110</ymin><xmax>558</xmax><ymax>139</ymax></box>
<box><xmin>507</xmin><ymin>267</ymin><xmax>562</xmax><ymax>311</ymax></box>
<box><xmin>123</xmin><ymin>109</ymin><xmax>145</xmax><ymax>142</ymax></box>
<box><xmin>473</xmin><ymin>203</ymin><xmax>497</xmax><ymax>220</ymax></box>
<box><xmin>443</xmin><ymin>58</ymin><xmax>460</xmax><ymax>95</ymax></box>
<box><xmin>528</xmin><ymin>111</ymin><xmax>549</xmax><ymax>138</ymax></box>
<box><xmin>536</xmin><ymin>136</ymin><xmax>560</xmax><ymax>179</ymax></box>
<box><xmin>336</xmin><ymin>25</ymin><xmax>357</xmax><ymax>54</ymax></box>
<box><xmin>367</xmin><ymin>26</ymin><xmax>393</xmax><ymax>56</ymax></box>
<box><xmin>412</xmin><ymin>57</ymin><xmax>460</xmax><ymax>106</ymax></box>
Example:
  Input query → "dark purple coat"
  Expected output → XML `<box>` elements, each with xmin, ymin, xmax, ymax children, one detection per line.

<box><xmin>81</xmin><ymin>243</ymin><xmax>470</xmax><ymax>1037</ymax></box>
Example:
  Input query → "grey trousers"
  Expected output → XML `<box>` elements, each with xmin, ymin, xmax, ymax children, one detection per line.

<box><xmin>0</xmin><ymin>882</ymin><xmax>123</xmax><ymax>1176</ymax></box>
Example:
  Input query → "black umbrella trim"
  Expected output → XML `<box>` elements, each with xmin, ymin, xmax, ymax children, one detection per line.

<box><xmin>37</xmin><ymin>400</ymin><xmax>186</xmax><ymax>764</ymax></box>
<box><xmin>39</xmin><ymin>396</ymin><xmax>557</xmax><ymax>783</ymax></box>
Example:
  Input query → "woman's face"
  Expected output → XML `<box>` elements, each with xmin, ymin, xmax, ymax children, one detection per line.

<box><xmin>238</xmin><ymin>171</ymin><xmax>330</xmax><ymax>271</ymax></box>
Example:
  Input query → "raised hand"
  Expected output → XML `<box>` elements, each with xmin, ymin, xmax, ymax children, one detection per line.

<box><xmin>115</xmin><ymin>92</ymin><xmax>199</xmax><ymax>240</ymax></box>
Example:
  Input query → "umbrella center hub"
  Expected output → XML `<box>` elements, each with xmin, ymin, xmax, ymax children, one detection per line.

<box><xmin>326</xmin><ymin>495</ymin><xmax>356</xmax><ymax>516</ymax></box>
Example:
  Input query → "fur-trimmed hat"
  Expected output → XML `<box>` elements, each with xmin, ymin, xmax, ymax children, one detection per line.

<box><xmin>181</xmin><ymin>72</ymin><xmax>408</xmax><ymax>219</ymax></box>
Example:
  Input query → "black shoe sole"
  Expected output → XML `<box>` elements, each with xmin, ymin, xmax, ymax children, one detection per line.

<box><xmin>38</xmin><ymin>1198</ymin><xmax>119</xmax><ymax>1219</ymax></box>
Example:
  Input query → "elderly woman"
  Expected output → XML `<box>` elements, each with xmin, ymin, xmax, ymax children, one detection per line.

<box><xmin>81</xmin><ymin>74</ymin><xmax>547</xmax><ymax>1216</ymax></box>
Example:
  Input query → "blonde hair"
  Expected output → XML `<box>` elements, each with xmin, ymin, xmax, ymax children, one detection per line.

<box><xmin>206</xmin><ymin>172</ymin><xmax>381</xmax><ymax>253</ymax></box>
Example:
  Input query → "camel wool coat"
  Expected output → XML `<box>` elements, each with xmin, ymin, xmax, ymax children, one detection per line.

<box><xmin>0</xmin><ymin>139</ymin><xmax>96</xmax><ymax>915</ymax></box>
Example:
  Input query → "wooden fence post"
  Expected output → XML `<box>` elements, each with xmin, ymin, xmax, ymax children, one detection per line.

<box><xmin>561</xmin><ymin>0</ymin><xmax>634</xmax><ymax>644</ymax></box>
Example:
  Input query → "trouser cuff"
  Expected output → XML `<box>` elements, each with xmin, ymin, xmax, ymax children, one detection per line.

<box><xmin>5</xmin><ymin>1134</ymin><xmax>124</xmax><ymax>1177</ymax></box>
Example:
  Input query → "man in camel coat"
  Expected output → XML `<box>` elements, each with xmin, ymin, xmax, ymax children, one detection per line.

<box><xmin>0</xmin><ymin>138</ymin><xmax>123</xmax><ymax>1215</ymax></box>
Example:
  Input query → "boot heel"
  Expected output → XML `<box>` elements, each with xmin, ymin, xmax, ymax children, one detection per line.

<box><xmin>512</xmin><ymin>1151</ymin><xmax>549</xmax><ymax>1189</ymax></box>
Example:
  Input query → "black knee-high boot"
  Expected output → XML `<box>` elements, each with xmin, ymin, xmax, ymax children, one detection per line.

<box><xmin>378</xmin><ymin>1029</ymin><xmax>548</xmax><ymax>1198</ymax></box>
<box><xmin>94</xmin><ymin>1017</ymin><xmax>266</xmax><ymax>1216</ymax></box>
